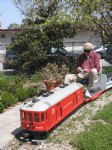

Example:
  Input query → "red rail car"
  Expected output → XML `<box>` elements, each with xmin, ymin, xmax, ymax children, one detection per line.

<box><xmin>20</xmin><ymin>83</ymin><xmax>84</xmax><ymax>134</ymax></box>
<box><xmin>20</xmin><ymin>73</ymin><xmax>112</xmax><ymax>140</ymax></box>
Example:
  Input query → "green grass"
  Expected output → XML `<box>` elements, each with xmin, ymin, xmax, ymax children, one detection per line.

<box><xmin>70</xmin><ymin>123</ymin><xmax>112</xmax><ymax>150</ymax></box>
<box><xmin>102</xmin><ymin>66</ymin><xmax>112</xmax><ymax>74</ymax></box>
<box><xmin>0</xmin><ymin>72</ymin><xmax>42</xmax><ymax>83</ymax></box>
<box><xmin>70</xmin><ymin>103</ymin><xmax>112</xmax><ymax>150</ymax></box>
<box><xmin>94</xmin><ymin>103</ymin><xmax>112</xmax><ymax>124</ymax></box>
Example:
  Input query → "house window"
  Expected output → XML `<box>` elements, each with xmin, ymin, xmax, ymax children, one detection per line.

<box><xmin>1</xmin><ymin>34</ymin><xmax>5</xmax><ymax>38</ymax></box>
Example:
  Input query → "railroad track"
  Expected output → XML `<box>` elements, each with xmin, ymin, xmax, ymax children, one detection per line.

<box><xmin>18</xmin><ymin>142</ymin><xmax>38</xmax><ymax>150</ymax></box>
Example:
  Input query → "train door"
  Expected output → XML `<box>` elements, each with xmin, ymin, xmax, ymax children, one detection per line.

<box><xmin>56</xmin><ymin>103</ymin><xmax>62</xmax><ymax>121</ymax></box>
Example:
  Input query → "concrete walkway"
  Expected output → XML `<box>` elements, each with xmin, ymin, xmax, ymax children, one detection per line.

<box><xmin>101</xmin><ymin>59</ymin><xmax>112</xmax><ymax>67</ymax></box>
<box><xmin>0</xmin><ymin>103</ymin><xmax>22</xmax><ymax>150</ymax></box>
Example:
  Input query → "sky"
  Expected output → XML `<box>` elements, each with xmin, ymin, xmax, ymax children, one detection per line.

<box><xmin>0</xmin><ymin>0</ymin><xmax>23</xmax><ymax>29</ymax></box>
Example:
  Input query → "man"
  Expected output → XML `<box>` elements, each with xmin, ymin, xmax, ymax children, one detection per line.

<box><xmin>64</xmin><ymin>42</ymin><xmax>101</xmax><ymax>97</ymax></box>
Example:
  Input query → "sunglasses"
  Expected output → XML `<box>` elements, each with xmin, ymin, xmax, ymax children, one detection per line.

<box><xmin>84</xmin><ymin>49</ymin><xmax>91</xmax><ymax>53</ymax></box>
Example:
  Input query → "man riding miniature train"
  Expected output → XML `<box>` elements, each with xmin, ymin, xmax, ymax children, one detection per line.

<box><xmin>64</xmin><ymin>42</ymin><xmax>101</xmax><ymax>98</ymax></box>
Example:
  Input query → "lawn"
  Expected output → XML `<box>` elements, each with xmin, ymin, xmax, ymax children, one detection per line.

<box><xmin>70</xmin><ymin>103</ymin><xmax>112</xmax><ymax>150</ymax></box>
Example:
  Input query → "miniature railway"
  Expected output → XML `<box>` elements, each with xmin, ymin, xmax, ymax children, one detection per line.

<box><xmin>20</xmin><ymin>73</ymin><xmax>112</xmax><ymax>142</ymax></box>
<box><xmin>18</xmin><ymin>142</ymin><xmax>37</xmax><ymax>150</ymax></box>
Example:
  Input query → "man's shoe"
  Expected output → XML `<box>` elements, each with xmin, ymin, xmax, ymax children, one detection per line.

<box><xmin>84</xmin><ymin>89</ymin><xmax>91</xmax><ymax>98</ymax></box>
<box><xmin>90</xmin><ymin>87</ymin><xmax>97</xmax><ymax>92</ymax></box>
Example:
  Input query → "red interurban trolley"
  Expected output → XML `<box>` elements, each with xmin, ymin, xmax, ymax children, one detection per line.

<box><xmin>20</xmin><ymin>73</ymin><xmax>112</xmax><ymax>141</ymax></box>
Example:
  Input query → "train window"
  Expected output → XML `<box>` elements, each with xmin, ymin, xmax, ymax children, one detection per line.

<box><xmin>28</xmin><ymin>113</ymin><xmax>32</xmax><ymax>121</ymax></box>
<box><xmin>41</xmin><ymin>113</ymin><xmax>44</xmax><ymax>121</ymax></box>
<box><xmin>34</xmin><ymin>113</ymin><xmax>39</xmax><ymax>122</ymax></box>
<box><xmin>22</xmin><ymin>112</ymin><xmax>26</xmax><ymax>121</ymax></box>
<box><xmin>76</xmin><ymin>96</ymin><xmax>78</xmax><ymax>105</ymax></box>
<box><xmin>46</xmin><ymin>112</ymin><xmax>48</xmax><ymax>120</ymax></box>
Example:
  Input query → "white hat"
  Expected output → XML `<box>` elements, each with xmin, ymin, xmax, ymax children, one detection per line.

<box><xmin>84</xmin><ymin>42</ymin><xmax>94</xmax><ymax>50</ymax></box>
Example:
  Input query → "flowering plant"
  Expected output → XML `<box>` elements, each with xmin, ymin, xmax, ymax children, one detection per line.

<box><xmin>41</xmin><ymin>63</ymin><xmax>69</xmax><ymax>90</ymax></box>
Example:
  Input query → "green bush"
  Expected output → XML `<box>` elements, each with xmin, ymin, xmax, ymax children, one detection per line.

<box><xmin>0</xmin><ymin>102</ymin><xmax>5</xmax><ymax>113</ymax></box>
<box><xmin>15</xmin><ymin>88</ymin><xmax>29</xmax><ymax>101</ymax></box>
<box><xmin>1</xmin><ymin>91</ymin><xmax>18</xmax><ymax>108</ymax></box>
<box><xmin>27</xmin><ymin>87</ymin><xmax>38</xmax><ymax>97</ymax></box>
<box><xmin>0</xmin><ymin>78</ymin><xmax>8</xmax><ymax>91</ymax></box>
<box><xmin>7</xmin><ymin>80</ymin><xmax>18</xmax><ymax>94</ymax></box>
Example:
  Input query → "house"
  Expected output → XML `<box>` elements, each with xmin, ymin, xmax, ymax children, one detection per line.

<box><xmin>0</xmin><ymin>29</ymin><xmax>21</xmax><ymax>70</ymax></box>
<box><xmin>0</xmin><ymin>28</ymin><xmax>102</xmax><ymax>69</ymax></box>
<box><xmin>63</xmin><ymin>29</ymin><xmax>102</xmax><ymax>53</ymax></box>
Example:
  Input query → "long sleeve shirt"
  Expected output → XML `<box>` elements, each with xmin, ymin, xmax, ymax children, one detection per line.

<box><xmin>76</xmin><ymin>51</ymin><xmax>101</xmax><ymax>72</ymax></box>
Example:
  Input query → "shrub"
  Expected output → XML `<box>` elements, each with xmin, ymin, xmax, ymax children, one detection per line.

<box><xmin>0</xmin><ymin>102</ymin><xmax>5</xmax><ymax>113</ymax></box>
<box><xmin>14</xmin><ymin>74</ymin><xmax>27</xmax><ymax>88</ymax></box>
<box><xmin>27</xmin><ymin>87</ymin><xmax>38</xmax><ymax>97</ymax></box>
<box><xmin>1</xmin><ymin>91</ymin><xmax>18</xmax><ymax>108</ymax></box>
<box><xmin>41</xmin><ymin>63</ymin><xmax>69</xmax><ymax>83</ymax></box>
<box><xmin>15</xmin><ymin>88</ymin><xmax>29</xmax><ymax>101</ymax></box>
<box><xmin>0</xmin><ymin>78</ymin><xmax>8</xmax><ymax>91</ymax></box>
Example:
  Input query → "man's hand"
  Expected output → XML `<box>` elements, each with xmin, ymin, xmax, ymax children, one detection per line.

<box><xmin>83</xmin><ymin>69</ymin><xmax>90</xmax><ymax>73</ymax></box>
<box><xmin>76</xmin><ymin>67</ymin><xmax>82</xmax><ymax>73</ymax></box>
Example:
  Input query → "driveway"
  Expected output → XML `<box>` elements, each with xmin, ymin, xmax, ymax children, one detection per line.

<box><xmin>101</xmin><ymin>59</ymin><xmax>112</xmax><ymax>67</ymax></box>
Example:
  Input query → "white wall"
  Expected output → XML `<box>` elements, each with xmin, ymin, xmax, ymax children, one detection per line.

<box><xmin>0</xmin><ymin>30</ymin><xmax>15</xmax><ymax>65</ymax></box>
<box><xmin>63</xmin><ymin>29</ymin><xmax>102</xmax><ymax>52</ymax></box>
<box><xmin>0</xmin><ymin>31</ymin><xmax>15</xmax><ymax>51</ymax></box>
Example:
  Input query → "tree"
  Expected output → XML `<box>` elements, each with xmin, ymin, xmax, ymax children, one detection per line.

<box><xmin>13</xmin><ymin>0</ymin><xmax>112</xmax><ymax>41</ymax></box>
<box><xmin>8</xmin><ymin>23</ymin><xmax>20</xmax><ymax>29</ymax></box>
<box><xmin>67</xmin><ymin>0</ymin><xmax>112</xmax><ymax>43</ymax></box>
<box><xmin>7</xmin><ymin>0</ymin><xmax>76</xmax><ymax>73</ymax></box>
<box><xmin>7</xmin><ymin>29</ymin><xmax>47</xmax><ymax>73</ymax></box>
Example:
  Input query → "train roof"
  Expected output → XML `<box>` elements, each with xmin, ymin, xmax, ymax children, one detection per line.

<box><xmin>20</xmin><ymin>82</ymin><xmax>83</xmax><ymax>112</ymax></box>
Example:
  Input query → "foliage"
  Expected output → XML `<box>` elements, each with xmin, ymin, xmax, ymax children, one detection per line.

<box><xmin>70</xmin><ymin>102</ymin><xmax>112</xmax><ymax>150</ymax></box>
<box><xmin>7</xmin><ymin>30</ymin><xmax>47</xmax><ymax>73</ymax></box>
<box><xmin>8</xmin><ymin>23</ymin><xmax>21</xmax><ymax>29</ymax></box>
<box><xmin>29</xmin><ymin>72</ymin><xmax>42</xmax><ymax>82</ymax></box>
<box><xmin>0</xmin><ymin>102</ymin><xmax>4</xmax><ymax>113</ymax></box>
<box><xmin>27</xmin><ymin>87</ymin><xmax>38</xmax><ymax>97</ymax></box>
<box><xmin>0</xmin><ymin>73</ymin><xmax>40</xmax><ymax>112</ymax></box>
<box><xmin>14</xmin><ymin>0</ymin><xmax>112</xmax><ymax>43</ymax></box>
<box><xmin>1</xmin><ymin>91</ymin><xmax>18</xmax><ymax>108</ymax></box>
<box><xmin>14</xmin><ymin>74</ymin><xmax>27</xmax><ymax>88</ymax></box>
<box><xmin>68</xmin><ymin>0</ymin><xmax>112</xmax><ymax>43</ymax></box>
<box><xmin>0</xmin><ymin>78</ymin><xmax>8</xmax><ymax>91</ymax></box>
<box><xmin>8</xmin><ymin>0</ymin><xmax>77</xmax><ymax>73</ymax></box>
<box><xmin>41</xmin><ymin>63</ymin><xmax>69</xmax><ymax>84</ymax></box>
<box><xmin>15</xmin><ymin>87</ymin><xmax>29</xmax><ymax>101</ymax></box>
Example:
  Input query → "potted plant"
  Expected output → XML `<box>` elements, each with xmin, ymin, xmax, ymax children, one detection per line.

<box><xmin>41</xmin><ymin>63</ymin><xmax>69</xmax><ymax>91</ymax></box>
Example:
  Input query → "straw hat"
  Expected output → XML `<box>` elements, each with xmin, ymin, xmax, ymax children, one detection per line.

<box><xmin>84</xmin><ymin>42</ymin><xmax>94</xmax><ymax>50</ymax></box>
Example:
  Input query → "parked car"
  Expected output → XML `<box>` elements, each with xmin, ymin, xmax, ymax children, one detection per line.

<box><xmin>105</xmin><ymin>44</ymin><xmax>112</xmax><ymax>64</ymax></box>
<box><xmin>93</xmin><ymin>45</ymin><xmax>107</xmax><ymax>58</ymax></box>
<box><xmin>50</xmin><ymin>47</ymin><xmax>68</xmax><ymax>56</ymax></box>
<box><xmin>3</xmin><ymin>51</ymin><xmax>17</xmax><ymax>69</ymax></box>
